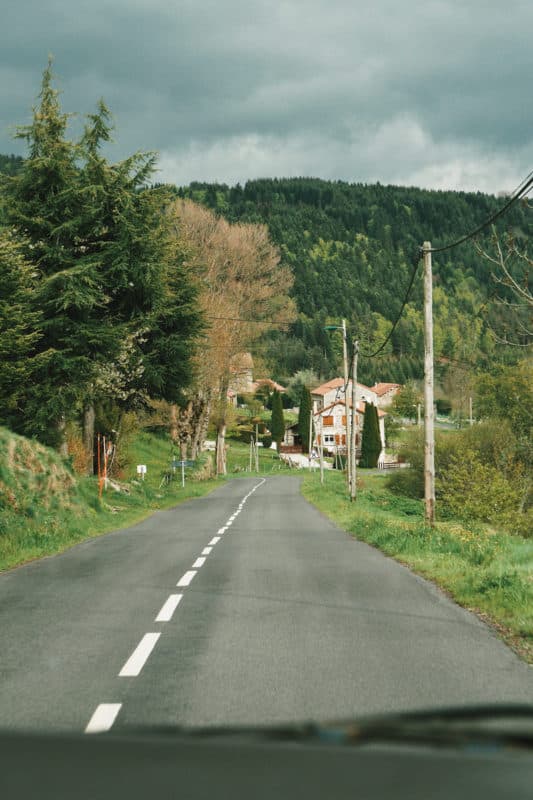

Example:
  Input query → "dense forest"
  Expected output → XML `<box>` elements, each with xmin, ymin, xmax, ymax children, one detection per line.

<box><xmin>174</xmin><ymin>178</ymin><xmax>532</xmax><ymax>386</ymax></box>
<box><xmin>2</xmin><ymin>152</ymin><xmax>530</xmax><ymax>388</ymax></box>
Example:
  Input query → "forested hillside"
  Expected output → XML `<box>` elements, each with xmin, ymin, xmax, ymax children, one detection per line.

<box><xmin>176</xmin><ymin>178</ymin><xmax>532</xmax><ymax>385</ymax></box>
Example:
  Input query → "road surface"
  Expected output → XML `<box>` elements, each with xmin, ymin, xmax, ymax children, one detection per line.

<box><xmin>0</xmin><ymin>476</ymin><xmax>531</xmax><ymax>733</ymax></box>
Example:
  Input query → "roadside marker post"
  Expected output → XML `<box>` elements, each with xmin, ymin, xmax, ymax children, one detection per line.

<box><xmin>172</xmin><ymin>460</ymin><xmax>195</xmax><ymax>488</ymax></box>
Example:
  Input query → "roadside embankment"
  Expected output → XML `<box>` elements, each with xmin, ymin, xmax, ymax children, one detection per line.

<box><xmin>0</xmin><ymin>428</ymin><xmax>219</xmax><ymax>572</ymax></box>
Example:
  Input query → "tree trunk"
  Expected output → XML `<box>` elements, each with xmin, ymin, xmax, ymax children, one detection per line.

<box><xmin>190</xmin><ymin>392</ymin><xmax>211</xmax><ymax>460</ymax></box>
<box><xmin>216</xmin><ymin>422</ymin><xmax>227</xmax><ymax>475</ymax></box>
<box><xmin>82</xmin><ymin>403</ymin><xmax>96</xmax><ymax>475</ymax></box>
<box><xmin>170</xmin><ymin>404</ymin><xmax>178</xmax><ymax>443</ymax></box>
<box><xmin>57</xmin><ymin>415</ymin><xmax>68</xmax><ymax>458</ymax></box>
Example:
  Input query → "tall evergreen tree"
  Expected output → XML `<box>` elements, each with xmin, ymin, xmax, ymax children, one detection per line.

<box><xmin>0</xmin><ymin>232</ymin><xmax>49</xmax><ymax>430</ymax></box>
<box><xmin>298</xmin><ymin>385</ymin><xmax>313</xmax><ymax>453</ymax></box>
<box><xmin>270</xmin><ymin>389</ymin><xmax>285</xmax><ymax>452</ymax></box>
<box><xmin>1</xmin><ymin>62</ymin><xmax>202</xmax><ymax>457</ymax></box>
<box><xmin>1</xmin><ymin>61</ymin><xmax>113</xmax><ymax>449</ymax></box>
<box><xmin>360</xmin><ymin>403</ymin><xmax>381</xmax><ymax>468</ymax></box>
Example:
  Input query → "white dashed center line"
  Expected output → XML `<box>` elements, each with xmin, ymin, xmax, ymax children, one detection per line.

<box><xmin>119</xmin><ymin>632</ymin><xmax>161</xmax><ymax>677</ymax></box>
<box><xmin>85</xmin><ymin>703</ymin><xmax>122</xmax><ymax>734</ymax></box>
<box><xmin>177</xmin><ymin>570</ymin><xmax>197</xmax><ymax>587</ymax></box>
<box><xmin>155</xmin><ymin>593</ymin><xmax>183</xmax><ymax>622</ymax></box>
<box><xmin>84</xmin><ymin>478</ymin><xmax>267</xmax><ymax>734</ymax></box>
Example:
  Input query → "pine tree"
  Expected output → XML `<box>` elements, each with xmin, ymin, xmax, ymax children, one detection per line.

<box><xmin>1</xmin><ymin>62</ymin><xmax>202</xmax><ymax>454</ymax></box>
<box><xmin>298</xmin><ymin>385</ymin><xmax>312</xmax><ymax>453</ymax></box>
<box><xmin>360</xmin><ymin>403</ymin><xmax>381</xmax><ymax>468</ymax></box>
<box><xmin>0</xmin><ymin>232</ymin><xmax>49</xmax><ymax>430</ymax></box>
<box><xmin>1</xmin><ymin>61</ymin><xmax>113</xmax><ymax>449</ymax></box>
<box><xmin>270</xmin><ymin>389</ymin><xmax>285</xmax><ymax>452</ymax></box>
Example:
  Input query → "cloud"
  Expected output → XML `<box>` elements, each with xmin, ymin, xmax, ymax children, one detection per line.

<box><xmin>1</xmin><ymin>0</ymin><xmax>532</xmax><ymax>192</ymax></box>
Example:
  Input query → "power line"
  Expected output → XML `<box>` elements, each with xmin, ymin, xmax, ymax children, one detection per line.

<box><xmin>359</xmin><ymin>255</ymin><xmax>421</xmax><ymax>358</ymax></box>
<box><xmin>422</xmin><ymin>170</ymin><xmax>533</xmax><ymax>256</ymax></box>
<box><xmin>360</xmin><ymin>168</ymin><xmax>533</xmax><ymax>360</ymax></box>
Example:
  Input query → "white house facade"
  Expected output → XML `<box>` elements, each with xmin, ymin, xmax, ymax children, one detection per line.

<box><xmin>314</xmin><ymin>400</ymin><xmax>386</xmax><ymax>457</ymax></box>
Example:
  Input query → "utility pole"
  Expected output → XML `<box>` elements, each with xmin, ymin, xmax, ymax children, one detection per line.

<box><xmin>341</xmin><ymin>319</ymin><xmax>352</xmax><ymax>492</ymax></box>
<box><xmin>423</xmin><ymin>242</ymin><xmax>436</xmax><ymax>525</ymax></box>
<box><xmin>319</xmin><ymin>414</ymin><xmax>324</xmax><ymax>485</ymax></box>
<box><xmin>350</xmin><ymin>339</ymin><xmax>359</xmax><ymax>501</ymax></box>
<box><xmin>255</xmin><ymin>423</ymin><xmax>259</xmax><ymax>472</ymax></box>
<box><xmin>308</xmin><ymin>408</ymin><xmax>313</xmax><ymax>469</ymax></box>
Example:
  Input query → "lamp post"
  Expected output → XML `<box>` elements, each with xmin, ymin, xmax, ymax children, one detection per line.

<box><xmin>324</xmin><ymin>321</ymin><xmax>351</xmax><ymax>492</ymax></box>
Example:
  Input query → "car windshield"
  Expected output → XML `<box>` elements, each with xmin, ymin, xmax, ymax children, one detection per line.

<box><xmin>0</xmin><ymin>0</ymin><xmax>532</xmax><ymax>746</ymax></box>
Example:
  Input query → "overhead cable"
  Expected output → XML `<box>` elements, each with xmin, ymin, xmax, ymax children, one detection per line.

<box><xmin>422</xmin><ymin>170</ymin><xmax>533</xmax><ymax>256</ymax></box>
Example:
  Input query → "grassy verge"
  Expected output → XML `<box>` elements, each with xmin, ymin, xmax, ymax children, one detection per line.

<box><xmin>301</xmin><ymin>470</ymin><xmax>533</xmax><ymax>664</ymax></box>
<box><xmin>0</xmin><ymin>431</ymin><xmax>291</xmax><ymax>573</ymax></box>
<box><xmin>0</xmin><ymin>430</ymin><xmax>222</xmax><ymax>573</ymax></box>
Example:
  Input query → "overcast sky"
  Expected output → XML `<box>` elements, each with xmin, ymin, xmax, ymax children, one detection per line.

<box><xmin>2</xmin><ymin>0</ymin><xmax>532</xmax><ymax>193</ymax></box>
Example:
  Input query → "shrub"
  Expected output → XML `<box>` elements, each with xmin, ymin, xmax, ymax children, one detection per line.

<box><xmin>437</xmin><ymin>449</ymin><xmax>522</xmax><ymax>524</ymax></box>
<box><xmin>436</xmin><ymin>397</ymin><xmax>452</xmax><ymax>415</ymax></box>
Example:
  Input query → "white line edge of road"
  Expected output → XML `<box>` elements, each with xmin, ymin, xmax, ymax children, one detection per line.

<box><xmin>85</xmin><ymin>703</ymin><xmax>122</xmax><ymax>734</ymax></box>
<box><xmin>177</xmin><ymin>570</ymin><xmax>197</xmax><ymax>587</ymax></box>
<box><xmin>119</xmin><ymin>632</ymin><xmax>161</xmax><ymax>677</ymax></box>
<box><xmin>155</xmin><ymin>593</ymin><xmax>183</xmax><ymax>622</ymax></box>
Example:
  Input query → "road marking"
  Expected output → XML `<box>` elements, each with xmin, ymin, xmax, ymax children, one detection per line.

<box><xmin>85</xmin><ymin>703</ymin><xmax>122</xmax><ymax>734</ymax></box>
<box><xmin>155</xmin><ymin>594</ymin><xmax>183</xmax><ymax>622</ymax></box>
<box><xmin>209</xmin><ymin>536</ymin><xmax>220</xmax><ymax>545</ymax></box>
<box><xmin>217</xmin><ymin>527</ymin><xmax>227</xmax><ymax>534</ymax></box>
<box><xmin>177</xmin><ymin>570</ymin><xmax>197</xmax><ymax>587</ymax></box>
<box><xmin>202</xmin><ymin>546</ymin><xmax>212</xmax><ymax>555</ymax></box>
<box><xmin>192</xmin><ymin>556</ymin><xmax>206</xmax><ymax>568</ymax></box>
<box><xmin>119</xmin><ymin>633</ymin><xmax>161</xmax><ymax>677</ymax></box>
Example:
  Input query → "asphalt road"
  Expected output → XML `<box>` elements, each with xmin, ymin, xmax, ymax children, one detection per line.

<box><xmin>0</xmin><ymin>476</ymin><xmax>531</xmax><ymax>734</ymax></box>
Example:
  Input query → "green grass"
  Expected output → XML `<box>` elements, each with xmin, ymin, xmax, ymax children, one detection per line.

<box><xmin>225</xmin><ymin>438</ymin><xmax>294</xmax><ymax>476</ymax></box>
<box><xmin>301</xmin><ymin>469</ymin><xmax>533</xmax><ymax>663</ymax></box>
<box><xmin>0</xmin><ymin>430</ymin><xmax>293</xmax><ymax>573</ymax></box>
<box><xmin>0</xmin><ymin>429</ymin><xmax>223</xmax><ymax>572</ymax></box>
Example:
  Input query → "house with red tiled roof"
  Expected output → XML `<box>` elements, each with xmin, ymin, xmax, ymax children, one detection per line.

<box><xmin>311</xmin><ymin>378</ymin><xmax>378</xmax><ymax>413</ymax></box>
<box><xmin>371</xmin><ymin>382</ymin><xmax>402</xmax><ymax>408</ymax></box>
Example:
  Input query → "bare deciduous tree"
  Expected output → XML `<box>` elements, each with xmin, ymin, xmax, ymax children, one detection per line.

<box><xmin>166</xmin><ymin>200</ymin><xmax>295</xmax><ymax>473</ymax></box>
<box><xmin>476</xmin><ymin>223</ymin><xmax>533</xmax><ymax>348</ymax></box>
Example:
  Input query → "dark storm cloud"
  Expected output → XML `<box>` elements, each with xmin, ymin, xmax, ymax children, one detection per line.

<box><xmin>1</xmin><ymin>0</ymin><xmax>532</xmax><ymax>191</ymax></box>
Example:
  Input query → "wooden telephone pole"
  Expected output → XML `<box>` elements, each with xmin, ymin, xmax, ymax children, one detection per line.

<box><xmin>341</xmin><ymin>319</ymin><xmax>352</xmax><ymax>492</ymax></box>
<box><xmin>423</xmin><ymin>242</ymin><xmax>436</xmax><ymax>525</ymax></box>
<box><xmin>350</xmin><ymin>340</ymin><xmax>359</xmax><ymax>502</ymax></box>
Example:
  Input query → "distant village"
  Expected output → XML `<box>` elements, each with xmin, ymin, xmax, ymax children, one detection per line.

<box><xmin>227</xmin><ymin>353</ymin><xmax>402</xmax><ymax>464</ymax></box>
